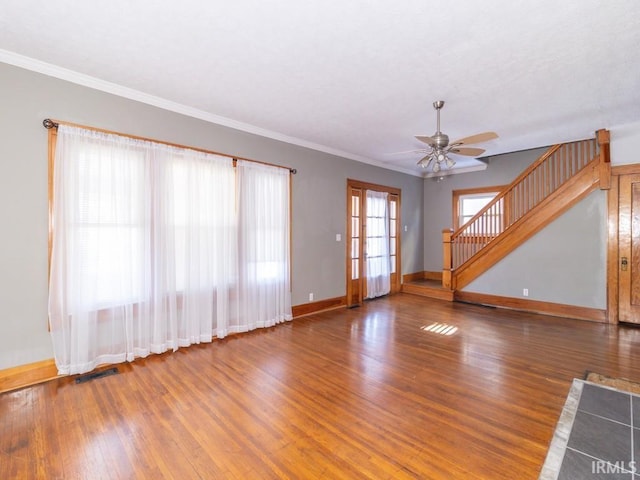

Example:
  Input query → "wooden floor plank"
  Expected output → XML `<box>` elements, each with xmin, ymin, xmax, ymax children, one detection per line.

<box><xmin>2</xmin><ymin>293</ymin><xmax>640</xmax><ymax>479</ymax></box>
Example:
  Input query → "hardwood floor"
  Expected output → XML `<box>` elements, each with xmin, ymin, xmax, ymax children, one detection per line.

<box><xmin>2</xmin><ymin>294</ymin><xmax>640</xmax><ymax>479</ymax></box>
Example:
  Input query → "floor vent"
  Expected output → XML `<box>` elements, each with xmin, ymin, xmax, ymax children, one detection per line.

<box><xmin>75</xmin><ymin>367</ymin><xmax>119</xmax><ymax>384</ymax></box>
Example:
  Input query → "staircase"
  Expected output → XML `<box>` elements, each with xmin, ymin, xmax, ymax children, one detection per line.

<box><xmin>404</xmin><ymin>129</ymin><xmax>610</xmax><ymax>300</ymax></box>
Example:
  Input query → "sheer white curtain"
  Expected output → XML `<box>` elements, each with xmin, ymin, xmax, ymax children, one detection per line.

<box><xmin>237</xmin><ymin>160</ymin><xmax>292</xmax><ymax>328</ymax></box>
<box><xmin>365</xmin><ymin>190</ymin><xmax>391</xmax><ymax>299</ymax></box>
<box><xmin>49</xmin><ymin>126</ymin><xmax>241</xmax><ymax>374</ymax></box>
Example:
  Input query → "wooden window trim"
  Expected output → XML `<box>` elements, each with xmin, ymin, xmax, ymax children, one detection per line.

<box><xmin>452</xmin><ymin>184</ymin><xmax>506</xmax><ymax>230</ymax></box>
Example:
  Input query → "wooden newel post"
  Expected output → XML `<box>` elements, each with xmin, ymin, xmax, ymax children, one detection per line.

<box><xmin>442</xmin><ymin>228</ymin><xmax>453</xmax><ymax>289</ymax></box>
<box><xmin>597</xmin><ymin>128</ymin><xmax>611</xmax><ymax>190</ymax></box>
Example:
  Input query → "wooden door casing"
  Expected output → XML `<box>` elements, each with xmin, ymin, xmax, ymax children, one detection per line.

<box><xmin>347</xmin><ymin>187</ymin><xmax>363</xmax><ymax>307</ymax></box>
<box><xmin>346</xmin><ymin>180</ymin><xmax>401</xmax><ymax>307</ymax></box>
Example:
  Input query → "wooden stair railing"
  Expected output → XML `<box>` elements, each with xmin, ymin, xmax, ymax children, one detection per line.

<box><xmin>442</xmin><ymin>129</ymin><xmax>610</xmax><ymax>291</ymax></box>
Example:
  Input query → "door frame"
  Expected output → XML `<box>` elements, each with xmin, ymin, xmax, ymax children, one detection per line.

<box><xmin>346</xmin><ymin>179</ymin><xmax>401</xmax><ymax>307</ymax></box>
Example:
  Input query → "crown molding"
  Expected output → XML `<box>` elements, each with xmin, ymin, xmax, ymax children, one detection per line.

<box><xmin>0</xmin><ymin>49</ymin><xmax>422</xmax><ymax>177</ymax></box>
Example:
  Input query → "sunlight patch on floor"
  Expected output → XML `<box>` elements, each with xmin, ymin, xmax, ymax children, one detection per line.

<box><xmin>420</xmin><ymin>322</ymin><xmax>458</xmax><ymax>336</ymax></box>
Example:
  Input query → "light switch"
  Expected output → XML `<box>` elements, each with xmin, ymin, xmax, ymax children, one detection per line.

<box><xmin>336</xmin><ymin>233</ymin><xmax>342</xmax><ymax>241</ymax></box>
<box><xmin>404</xmin><ymin>225</ymin><xmax>408</xmax><ymax>232</ymax></box>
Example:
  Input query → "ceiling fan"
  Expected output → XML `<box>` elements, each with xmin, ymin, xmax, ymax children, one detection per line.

<box><xmin>412</xmin><ymin>101</ymin><xmax>498</xmax><ymax>173</ymax></box>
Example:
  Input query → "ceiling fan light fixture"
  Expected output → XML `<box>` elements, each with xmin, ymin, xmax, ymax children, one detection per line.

<box><xmin>432</xmin><ymin>161</ymin><xmax>441</xmax><ymax>173</ymax></box>
<box><xmin>445</xmin><ymin>156</ymin><xmax>456</xmax><ymax>168</ymax></box>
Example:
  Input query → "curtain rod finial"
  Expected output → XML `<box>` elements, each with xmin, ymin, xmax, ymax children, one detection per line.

<box><xmin>43</xmin><ymin>119</ymin><xmax>58</xmax><ymax>129</ymax></box>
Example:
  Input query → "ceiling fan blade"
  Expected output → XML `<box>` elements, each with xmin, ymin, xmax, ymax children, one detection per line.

<box><xmin>450</xmin><ymin>131</ymin><xmax>498</xmax><ymax>146</ymax></box>
<box><xmin>449</xmin><ymin>147</ymin><xmax>486</xmax><ymax>157</ymax></box>
<box><xmin>415</xmin><ymin>135</ymin><xmax>436</xmax><ymax>145</ymax></box>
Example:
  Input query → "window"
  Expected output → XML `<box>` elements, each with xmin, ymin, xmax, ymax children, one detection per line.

<box><xmin>452</xmin><ymin>185</ymin><xmax>505</xmax><ymax>231</ymax></box>
<box><xmin>350</xmin><ymin>190</ymin><xmax>361</xmax><ymax>280</ymax></box>
<box><xmin>237</xmin><ymin>160</ymin><xmax>291</xmax><ymax>285</ymax></box>
<box><xmin>168</xmin><ymin>157</ymin><xmax>237</xmax><ymax>292</ymax></box>
<box><xmin>74</xmin><ymin>144</ymin><xmax>145</xmax><ymax>308</ymax></box>
<box><xmin>48</xmin><ymin>124</ymin><xmax>292</xmax><ymax>375</ymax></box>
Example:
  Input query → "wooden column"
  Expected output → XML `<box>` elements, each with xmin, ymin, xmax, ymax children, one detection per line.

<box><xmin>442</xmin><ymin>228</ymin><xmax>453</xmax><ymax>289</ymax></box>
<box><xmin>597</xmin><ymin>128</ymin><xmax>611</xmax><ymax>190</ymax></box>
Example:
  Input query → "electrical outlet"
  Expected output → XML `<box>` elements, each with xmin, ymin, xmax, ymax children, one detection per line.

<box><xmin>523</xmin><ymin>288</ymin><xmax>529</xmax><ymax>297</ymax></box>
<box><xmin>309</xmin><ymin>293</ymin><xmax>314</xmax><ymax>302</ymax></box>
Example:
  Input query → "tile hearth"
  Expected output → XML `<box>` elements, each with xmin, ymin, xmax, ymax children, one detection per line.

<box><xmin>540</xmin><ymin>379</ymin><xmax>640</xmax><ymax>479</ymax></box>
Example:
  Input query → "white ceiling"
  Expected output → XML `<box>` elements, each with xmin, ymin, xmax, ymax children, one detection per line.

<box><xmin>1</xmin><ymin>1</ymin><xmax>640</xmax><ymax>177</ymax></box>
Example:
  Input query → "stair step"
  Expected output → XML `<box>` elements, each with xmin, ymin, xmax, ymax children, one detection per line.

<box><xmin>402</xmin><ymin>279</ymin><xmax>454</xmax><ymax>301</ymax></box>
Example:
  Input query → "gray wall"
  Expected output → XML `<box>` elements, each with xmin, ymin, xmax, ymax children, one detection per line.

<box><xmin>465</xmin><ymin>190</ymin><xmax>607</xmax><ymax>308</ymax></box>
<box><xmin>0</xmin><ymin>62</ymin><xmax>424</xmax><ymax>370</ymax></box>
<box><xmin>423</xmin><ymin>148</ymin><xmax>607</xmax><ymax>309</ymax></box>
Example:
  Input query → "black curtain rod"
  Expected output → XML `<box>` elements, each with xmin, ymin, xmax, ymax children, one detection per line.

<box><xmin>42</xmin><ymin>118</ymin><xmax>297</xmax><ymax>174</ymax></box>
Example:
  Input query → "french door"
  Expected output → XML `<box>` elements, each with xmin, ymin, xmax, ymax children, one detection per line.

<box><xmin>347</xmin><ymin>180</ymin><xmax>401</xmax><ymax>307</ymax></box>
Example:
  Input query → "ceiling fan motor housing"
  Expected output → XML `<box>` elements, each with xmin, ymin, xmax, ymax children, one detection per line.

<box><xmin>432</xmin><ymin>132</ymin><xmax>449</xmax><ymax>149</ymax></box>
